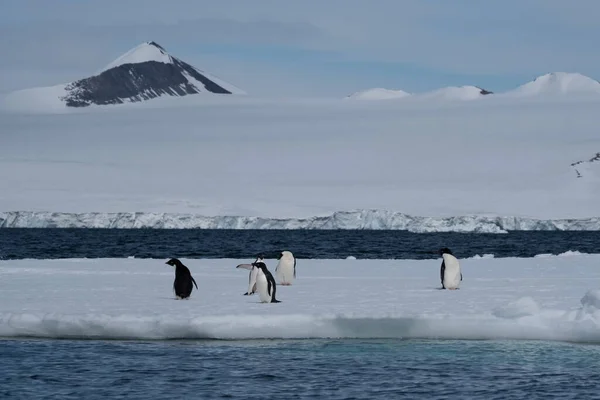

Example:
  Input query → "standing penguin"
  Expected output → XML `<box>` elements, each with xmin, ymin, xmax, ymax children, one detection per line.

<box><xmin>275</xmin><ymin>250</ymin><xmax>296</xmax><ymax>286</ymax></box>
<box><xmin>236</xmin><ymin>254</ymin><xmax>264</xmax><ymax>295</ymax></box>
<box><xmin>165</xmin><ymin>258</ymin><xmax>198</xmax><ymax>299</ymax></box>
<box><xmin>253</xmin><ymin>261</ymin><xmax>281</xmax><ymax>303</ymax></box>
<box><xmin>439</xmin><ymin>248</ymin><xmax>462</xmax><ymax>290</ymax></box>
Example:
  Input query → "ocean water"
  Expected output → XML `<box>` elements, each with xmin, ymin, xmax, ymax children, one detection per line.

<box><xmin>2</xmin><ymin>228</ymin><xmax>600</xmax><ymax>259</ymax></box>
<box><xmin>1</xmin><ymin>339</ymin><xmax>599</xmax><ymax>399</ymax></box>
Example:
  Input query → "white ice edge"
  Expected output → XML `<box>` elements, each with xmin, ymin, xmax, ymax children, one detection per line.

<box><xmin>1</xmin><ymin>210</ymin><xmax>600</xmax><ymax>232</ymax></box>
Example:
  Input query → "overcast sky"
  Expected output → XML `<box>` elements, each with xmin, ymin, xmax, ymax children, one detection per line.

<box><xmin>1</xmin><ymin>0</ymin><xmax>599</xmax><ymax>96</ymax></box>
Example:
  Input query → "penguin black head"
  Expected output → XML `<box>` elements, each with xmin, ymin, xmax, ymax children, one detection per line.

<box><xmin>166</xmin><ymin>258</ymin><xmax>183</xmax><ymax>267</ymax></box>
<box><xmin>439</xmin><ymin>248</ymin><xmax>453</xmax><ymax>256</ymax></box>
<box><xmin>252</xmin><ymin>261</ymin><xmax>268</xmax><ymax>270</ymax></box>
<box><xmin>255</xmin><ymin>254</ymin><xmax>266</xmax><ymax>262</ymax></box>
<box><xmin>277</xmin><ymin>252</ymin><xmax>283</xmax><ymax>260</ymax></box>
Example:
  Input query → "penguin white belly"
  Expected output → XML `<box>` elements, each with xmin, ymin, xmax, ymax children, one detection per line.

<box><xmin>248</xmin><ymin>267</ymin><xmax>258</xmax><ymax>295</ymax></box>
<box><xmin>255</xmin><ymin>270</ymin><xmax>272</xmax><ymax>303</ymax></box>
<box><xmin>276</xmin><ymin>259</ymin><xmax>295</xmax><ymax>285</ymax></box>
<box><xmin>442</xmin><ymin>253</ymin><xmax>461</xmax><ymax>290</ymax></box>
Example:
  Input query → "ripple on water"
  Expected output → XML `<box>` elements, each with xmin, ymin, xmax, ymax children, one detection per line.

<box><xmin>1</xmin><ymin>339</ymin><xmax>600</xmax><ymax>399</ymax></box>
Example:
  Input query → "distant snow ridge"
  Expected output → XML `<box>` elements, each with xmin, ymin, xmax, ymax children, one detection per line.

<box><xmin>5</xmin><ymin>41</ymin><xmax>245</xmax><ymax>109</ymax></box>
<box><xmin>509</xmin><ymin>72</ymin><xmax>600</xmax><ymax>96</ymax></box>
<box><xmin>346</xmin><ymin>88</ymin><xmax>411</xmax><ymax>100</ymax></box>
<box><xmin>420</xmin><ymin>85</ymin><xmax>493</xmax><ymax>100</ymax></box>
<box><xmin>346</xmin><ymin>86</ymin><xmax>492</xmax><ymax>101</ymax></box>
<box><xmin>1</xmin><ymin>210</ymin><xmax>600</xmax><ymax>232</ymax></box>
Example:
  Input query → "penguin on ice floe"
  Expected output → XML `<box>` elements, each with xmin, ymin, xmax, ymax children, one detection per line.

<box><xmin>275</xmin><ymin>250</ymin><xmax>296</xmax><ymax>286</ymax></box>
<box><xmin>439</xmin><ymin>248</ymin><xmax>462</xmax><ymax>290</ymax></box>
<box><xmin>165</xmin><ymin>258</ymin><xmax>198</xmax><ymax>299</ymax></box>
<box><xmin>236</xmin><ymin>254</ymin><xmax>264</xmax><ymax>295</ymax></box>
<box><xmin>253</xmin><ymin>261</ymin><xmax>280</xmax><ymax>303</ymax></box>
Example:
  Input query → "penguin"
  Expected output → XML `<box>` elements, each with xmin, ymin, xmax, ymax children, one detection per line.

<box><xmin>236</xmin><ymin>254</ymin><xmax>264</xmax><ymax>295</ymax></box>
<box><xmin>439</xmin><ymin>248</ymin><xmax>462</xmax><ymax>290</ymax></box>
<box><xmin>275</xmin><ymin>250</ymin><xmax>296</xmax><ymax>286</ymax></box>
<box><xmin>165</xmin><ymin>258</ymin><xmax>198</xmax><ymax>299</ymax></box>
<box><xmin>253</xmin><ymin>261</ymin><xmax>280</xmax><ymax>303</ymax></box>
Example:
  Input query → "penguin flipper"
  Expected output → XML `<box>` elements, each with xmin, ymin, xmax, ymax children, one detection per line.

<box><xmin>191</xmin><ymin>277</ymin><xmax>198</xmax><ymax>290</ymax></box>
<box><xmin>272</xmin><ymin>299</ymin><xmax>281</xmax><ymax>303</ymax></box>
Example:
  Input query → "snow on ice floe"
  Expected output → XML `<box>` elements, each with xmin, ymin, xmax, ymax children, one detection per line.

<box><xmin>2</xmin><ymin>210</ymin><xmax>600</xmax><ymax>232</ymax></box>
<box><xmin>468</xmin><ymin>254</ymin><xmax>495</xmax><ymax>259</ymax></box>
<box><xmin>534</xmin><ymin>250</ymin><xmax>589</xmax><ymax>258</ymax></box>
<box><xmin>1</xmin><ymin>255</ymin><xmax>600</xmax><ymax>342</ymax></box>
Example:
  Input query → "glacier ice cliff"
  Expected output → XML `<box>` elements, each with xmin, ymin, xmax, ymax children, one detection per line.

<box><xmin>1</xmin><ymin>210</ymin><xmax>600</xmax><ymax>232</ymax></box>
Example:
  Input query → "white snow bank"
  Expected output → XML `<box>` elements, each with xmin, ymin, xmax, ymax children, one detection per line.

<box><xmin>346</xmin><ymin>88</ymin><xmax>411</xmax><ymax>100</ymax></box>
<box><xmin>2</xmin><ymin>210</ymin><xmax>600</xmax><ymax>232</ymax></box>
<box><xmin>1</xmin><ymin>256</ymin><xmax>600</xmax><ymax>342</ymax></box>
<box><xmin>1</xmin><ymin>84</ymin><xmax>69</xmax><ymax>113</ymax></box>
<box><xmin>1</xmin><ymin>96</ymin><xmax>599</xmax><ymax>219</ymax></box>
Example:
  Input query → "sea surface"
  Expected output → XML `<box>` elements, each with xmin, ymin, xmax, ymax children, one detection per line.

<box><xmin>1</xmin><ymin>228</ymin><xmax>600</xmax><ymax>260</ymax></box>
<box><xmin>1</xmin><ymin>339</ymin><xmax>599</xmax><ymax>399</ymax></box>
<box><xmin>2</xmin><ymin>229</ymin><xmax>600</xmax><ymax>399</ymax></box>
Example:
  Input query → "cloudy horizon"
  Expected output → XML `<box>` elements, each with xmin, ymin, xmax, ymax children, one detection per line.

<box><xmin>1</xmin><ymin>0</ymin><xmax>599</xmax><ymax>96</ymax></box>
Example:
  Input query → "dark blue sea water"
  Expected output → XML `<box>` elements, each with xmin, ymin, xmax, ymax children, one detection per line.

<box><xmin>1</xmin><ymin>228</ymin><xmax>600</xmax><ymax>260</ymax></box>
<box><xmin>1</xmin><ymin>339</ymin><xmax>599</xmax><ymax>400</ymax></box>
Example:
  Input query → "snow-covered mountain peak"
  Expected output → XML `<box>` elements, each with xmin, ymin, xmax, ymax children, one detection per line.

<box><xmin>3</xmin><ymin>41</ymin><xmax>245</xmax><ymax>110</ymax></box>
<box><xmin>99</xmin><ymin>41</ymin><xmax>173</xmax><ymax>73</ymax></box>
<box><xmin>510</xmin><ymin>72</ymin><xmax>600</xmax><ymax>96</ymax></box>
